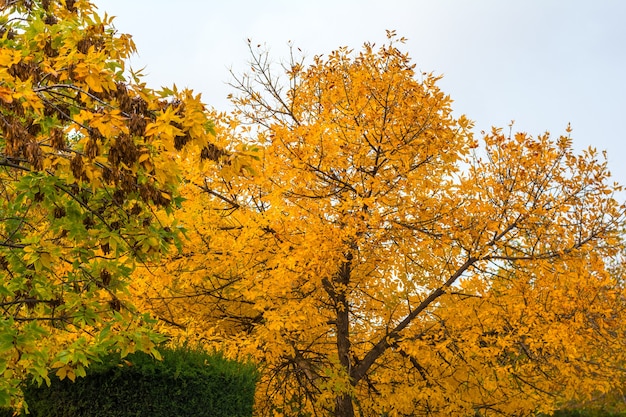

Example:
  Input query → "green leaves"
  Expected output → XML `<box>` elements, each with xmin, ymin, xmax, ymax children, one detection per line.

<box><xmin>0</xmin><ymin>0</ymin><xmax>219</xmax><ymax>409</ymax></box>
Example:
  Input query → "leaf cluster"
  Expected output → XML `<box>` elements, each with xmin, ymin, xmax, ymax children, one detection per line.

<box><xmin>0</xmin><ymin>0</ymin><xmax>221</xmax><ymax>408</ymax></box>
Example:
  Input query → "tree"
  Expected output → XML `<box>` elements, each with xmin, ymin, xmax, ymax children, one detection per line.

<box><xmin>133</xmin><ymin>35</ymin><xmax>626</xmax><ymax>417</ymax></box>
<box><xmin>0</xmin><ymin>0</ymin><xmax>218</xmax><ymax>407</ymax></box>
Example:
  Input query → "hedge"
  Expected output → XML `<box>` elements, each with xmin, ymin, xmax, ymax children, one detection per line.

<box><xmin>2</xmin><ymin>346</ymin><xmax>257</xmax><ymax>417</ymax></box>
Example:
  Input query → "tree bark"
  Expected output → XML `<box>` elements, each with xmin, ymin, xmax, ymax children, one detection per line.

<box><xmin>335</xmin><ymin>393</ymin><xmax>356</xmax><ymax>417</ymax></box>
<box><xmin>333</xmin><ymin>254</ymin><xmax>356</xmax><ymax>417</ymax></box>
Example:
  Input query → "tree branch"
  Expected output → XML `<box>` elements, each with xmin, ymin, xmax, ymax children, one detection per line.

<box><xmin>350</xmin><ymin>255</ymin><xmax>477</xmax><ymax>384</ymax></box>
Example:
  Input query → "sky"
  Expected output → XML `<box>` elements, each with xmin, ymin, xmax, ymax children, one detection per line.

<box><xmin>98</xmin><ymin>0</ymin><xmax>626</xmax><ymax>188</ymax></box>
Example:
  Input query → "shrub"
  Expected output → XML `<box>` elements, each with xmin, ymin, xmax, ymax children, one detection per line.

<box><xmin>20</xmin><ymin>346</ymin><xmax>257</xmax><ymax>417</ymax></box>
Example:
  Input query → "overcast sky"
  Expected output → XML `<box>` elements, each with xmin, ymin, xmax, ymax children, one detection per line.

<box><xmin>98</xmin><ymin>0</ymin><xmax>626</xmax><ymax>188</ymax></box>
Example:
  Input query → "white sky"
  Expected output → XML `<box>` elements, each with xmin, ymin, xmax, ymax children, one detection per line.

<box><xmin>98</xmin><ymin>0</ymin><xmax>626</xmax><ymax>188</ymax></box>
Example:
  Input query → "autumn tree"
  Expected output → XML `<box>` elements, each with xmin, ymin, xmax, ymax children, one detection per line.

<box><xmin>0</xmin><ymin>0</ymin><xmax>219</xmax><ymax>407</ymax></box>
<box><xmin>133</xmin><ymin>35</ymin><xmax>626</xmax><ymax>417</ymax></box>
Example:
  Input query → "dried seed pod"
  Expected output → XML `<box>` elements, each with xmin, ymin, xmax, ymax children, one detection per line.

<box><xmin>100</xmin><ymin>269</ymin><xmax>111</xmax><ymax>285</ymax></box>
<box><xmin>65</xmin><ymin>0</ymin><xmax>77</xmax><ymax>13</ymax></box>
<box><xmin>44</xmin><ymin>14</ymin><xmax>57</xmax><ymax>26</ymax></box>
<box><xmin>50</xmin><ymin>128</ymin><xmax>65</xmax><ymax>150</ymax></box>
<box><xmin>70</xmin><ymin>154</ymin><xmax>84</xmax><ymax>178</ymax></box>
<box><xmin>82</xmin><ymin>215</ymin><xmax>95</xmax><ymax>230</ymax></box>
<box><xmin>53</xmin><ymin>206</ymin><xmax>66</xmax><ymax>218</ymax></box>
<box><xmin>109</xmin><ymin>298</ymin><xmax>121</xmax><ymax>312</ymax></box>
<box><xmin>200</xmin><ymin>143</ymin><xmax>228</xmax><ymax>162</ymax></box>
<box><xmin>84</xmin><ymin>137</ymin><xmax>99</xmax><ymax>158</ymax></box>
<box><xmin>112</xmin><ymin>189</ymin><xmax>125</xmax><ymax>205</ymax></box>
<box><xmin>25</xmin><ymin>140</ymin><xmax>43</xmax><ymax>170</ymax></box>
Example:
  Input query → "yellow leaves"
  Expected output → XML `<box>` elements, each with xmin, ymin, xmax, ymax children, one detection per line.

<box><xmin>137</xmin><ymin>152</ymin><xmax>150</xmax><ymax>164</ymax></box>
<box><xmin>145</xmin><ymin>106</ymin><xmax>183</xmax><ymax>145</ymax></box>
<box><xmin>36</xmin><ymin>251</ymin><xmax>53</xmax><ymax>272</ymax></box>
<box><xmin>22</xmin><ymin>245</ymin><xmax>55</xmax><ymax>273</ymax></box>
<box><xmin>50</xmin><ymin>344</ymin><xmax>92</xmax><ymax>383</ymax></box>
<box><xmin>179</xmin><ymin>90</ymin><xmax>212</xmax><ymax>145</ymax></box>
<box><xmin>0</xmin><ymin>48</ymin><xmax>21</xmax><ymax>67</ymax></box>
<box><xmin>73</xmin><ymin>61</ymin><xmax>110</xmax><ymax>93</ymax></box>
<box><xmin>118</xmin><ymin>37</ymin><xmax>626</xmax><ymax>417</ymax></box>
<box><xmin>82</xmin><ymin>163</ymin><xmax>102</xmax><ymax>187</ymax></box>
<box><xmin>54</xmin><ymin>364</ymin><xmax>82</xmax><ymax>382</ymax></box>
<box><xmin>220</xmin><ymin>152</ymin><xmax>258</xmax><ymax>180</ymax></box>
<box><xmin>457</xmin><ymin>114</ymin><xmax>474</xmax><ymax>131</ymax></box>
<box><xmin>0</xmin><ymin>86</ymin><xmax>13</xmax><ymax>103</ymax></box>
<box><xmin>88</xmin><ymin>110</ymin><xmax>128</xmax><ymax>138</ymax></box>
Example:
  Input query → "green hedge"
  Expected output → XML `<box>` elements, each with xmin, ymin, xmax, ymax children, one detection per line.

<box><xmin>549</xmin><ymin>410</ymin><xmax>626</xmax><ymax>417</ymax></box>
<box><xmin>7</xmin><ymin>347</ymin><xmax>257</xmax><ymax>417</ymax></box>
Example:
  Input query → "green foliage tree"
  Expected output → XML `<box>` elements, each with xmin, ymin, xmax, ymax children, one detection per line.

<box><xmin>0</xmin><ymin>0</ymin><xmax>218</xmax><ymax>408</ymax></box>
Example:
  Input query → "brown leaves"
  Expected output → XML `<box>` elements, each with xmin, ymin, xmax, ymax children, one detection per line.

<box><xmin>24</xmin><ymin>138</ymin><xmax>42</xmax><ymax>170</ymax></box>
<box><xmin>200</xmin><ymin>142</ymin><xmax>228</xmax><ymax>162</ymax></box>
<box><xmin>8</xmin><ymin>60</ymin><xmax>39</xmax><ymax>82</ymax></box>
<box><xmin>128</xmin><ymin>113</ymin><xmax>147</xmax><ymax>137</ymax></box>
<box><xmin>108</xmin><ymin>134</ymin><xmax>138</xmax><ymax>166</ymax></box>
<box><xmin>1</xmin><ymin>117</ymin><xmax>28</xmax><ymax>156</ymax></box>
<box><xmin>50</xmin><ymin>127</ymin><xmax>65</xmax><ymax>150</ymax></box>
<box><xmin>69</xmin><ymin>153</ymin><xmax>84</xmax><ymax>179</ymax></box>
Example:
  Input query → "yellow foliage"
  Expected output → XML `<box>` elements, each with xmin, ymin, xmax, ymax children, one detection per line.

<box><xmin>132</xmin><ymin>36</ymin><xmax>626</xmax><ymax>417</ymax></box>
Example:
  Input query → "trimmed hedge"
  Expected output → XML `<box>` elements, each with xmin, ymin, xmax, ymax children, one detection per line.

<box><xmin>549</xmin><ymin>410</ymin><xmax>626</xmax><ymax>417</ymax></box>
<box><xmin>8</xmin><ymin>347</ymin><xmax>257</xmax><ymax>417</ymax></box>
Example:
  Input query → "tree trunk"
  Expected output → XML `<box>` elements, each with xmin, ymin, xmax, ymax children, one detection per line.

<box><xmin>335</xmin><ymin>393</ymin><xmax>356</xmax><ymax>417</ymax></box>
<box><xmin>334</xmin><ymin>254</ymin><xmax>355</xmax><ymax>417</ymax></box>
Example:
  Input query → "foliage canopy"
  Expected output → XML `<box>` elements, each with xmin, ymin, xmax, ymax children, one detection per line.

<box><xmin>133</xmin><ymin>34</ymin><xmax>626</xmax><ymax>417</ymax></box>
<box><xmin>1</xmin><ymin>2</ymin><xmax>625</xmax><ymax>416</ymax></box>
